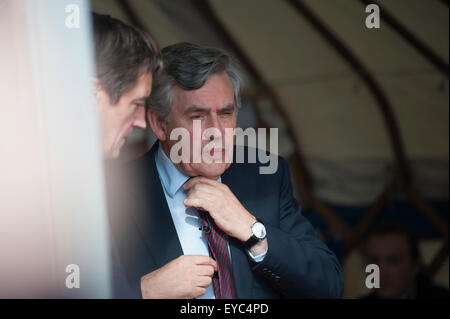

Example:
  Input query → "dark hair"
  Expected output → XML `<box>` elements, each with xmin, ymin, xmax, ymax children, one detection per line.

<box><xmin>148</xmin><ymin>42</ymin><xmax>242</xmax><ymax>121</ymax></box>
<box><xmin>91</xmin><ymin>13</ymin><xmax>162</xmax><ymax>104</ymax></box>
<box><xmin>363</xmin><ymin>221</ymin><xmax>421</xmax><ymax>262</ymax></box>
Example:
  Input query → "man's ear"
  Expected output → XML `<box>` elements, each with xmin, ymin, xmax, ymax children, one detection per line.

<box><xmin>147</xmin><ymin>108</ymin><xmax>168</xmax><ymax>141</ymax></box>
<box><xmin>93</xmin><ymin>78</ymin><xmax>114</xmax><ymax>109</ymax></box>
<box><xmin>92</xmin><ymin>77</ymin><xmax>105</xmax><ymax>102</ymax></box>
<box><xmin>93</xmin><ymin>77</ymin><xmax>101</xmax><ymax>93</ymax></box>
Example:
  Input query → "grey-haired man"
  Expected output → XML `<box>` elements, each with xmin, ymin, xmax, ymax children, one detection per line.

<box><xmin>110</xmin><ymin>42</ymin><xmax>344</xmax><ymax>299</ymax></box>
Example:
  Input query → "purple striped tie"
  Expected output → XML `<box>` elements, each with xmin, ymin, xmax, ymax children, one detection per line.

<box><xmin>198</xmin><ymin>209</ymin><xmax>237</xmax><ymax>299</ymax></box>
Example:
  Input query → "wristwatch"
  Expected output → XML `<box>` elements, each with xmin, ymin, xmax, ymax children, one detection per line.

<box><xmin>243</xmin><ymin>219</ymin><xmax>267</xmax><ymax>249</ymax></box>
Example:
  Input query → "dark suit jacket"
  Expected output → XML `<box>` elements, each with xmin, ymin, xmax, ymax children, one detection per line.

<box><xmin>108</xmin><ymin>142</ymin><xmax>344</xmax><ymax>298</ymax></box>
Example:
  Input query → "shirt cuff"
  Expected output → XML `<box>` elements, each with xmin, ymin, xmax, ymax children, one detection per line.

<box><xmin>247</xmin><ymin>245</ymin><xmax>268</xmax><ymax>263</ymax></box>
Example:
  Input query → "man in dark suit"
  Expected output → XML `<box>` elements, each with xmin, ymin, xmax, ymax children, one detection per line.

<box><xmin>90</xmin><ymin>13</ymin><xmax>161</xmax><ymax>298</ymax></box>
<box><xmin>109</xmin><ymin>42</ymin><xmax>343</xmax><ymax>299</ymax></box>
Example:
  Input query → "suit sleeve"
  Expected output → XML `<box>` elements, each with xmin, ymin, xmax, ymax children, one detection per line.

<box><xmin>111</xmin><ymin>239</ymin><xmax>142</xmax><ymax>299</ymax></box>
<box><xmin>251</xmin><ymin>157</ymin><xmax>344</xmax><ymax>298</ymax></box>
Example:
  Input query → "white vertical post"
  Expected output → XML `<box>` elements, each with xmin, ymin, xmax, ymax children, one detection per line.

<box><xmin>0</xmin><ymin>0</ymin><xmax>111</xmax><ymax>298</ymax></box>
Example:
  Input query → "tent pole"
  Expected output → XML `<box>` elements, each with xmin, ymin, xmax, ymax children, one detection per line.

<box><xmin>358</xmin><ymin>0</ymin><xmax>449</xmax><ymax>77</ymax></box>
<box><xmin>286</xmin><ymin>0</ymin><xmax>412</xmax><ymax>185</ymax></box>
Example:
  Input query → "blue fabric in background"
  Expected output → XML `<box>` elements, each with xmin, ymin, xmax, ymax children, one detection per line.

<box><xmin>303</xmin><ymin>200</ymin><xmax>449</xmax><ymax>262</ymax></box>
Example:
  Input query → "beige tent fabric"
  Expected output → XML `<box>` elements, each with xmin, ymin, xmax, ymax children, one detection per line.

<box><xmin>303</xmin><ymin>0</ymin><xmax>448</xmax><ymax>159</ymax></box>
<box><xmin>381</xmin><ymin>0</ymin><xmax>449</xmax><ymax>62</ymax></box>
<box><xmin>211</xmin><ymin>0</ymin><xmax>448</xmax><ymax>159</ymax></box>
<box><xmin>210</xmin><ymin>0</ymin><xmax>448</xmax><ymax>204</ymax></box>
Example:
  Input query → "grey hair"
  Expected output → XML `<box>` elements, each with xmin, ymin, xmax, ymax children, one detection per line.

<box><xmin>148</xmin><ymin>42</ymin><xmax>242</xmax><ymax>121</ymax></box>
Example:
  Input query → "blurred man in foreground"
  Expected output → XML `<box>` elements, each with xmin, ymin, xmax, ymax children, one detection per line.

<box><xmin>91</xmin><ymin>13</ymin><xmax>161</xmax><ymax>298</ymax></box>
<box><xmin>92</xmin><ymin>13</ymin><xmax>160</xmax><ymax>160</ymax></box>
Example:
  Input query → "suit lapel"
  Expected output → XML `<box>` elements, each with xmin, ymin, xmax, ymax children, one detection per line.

<box><xmin>130</xmin><ymin>143</ymin><xmax>184</xmax><ymax>270</ymax></box>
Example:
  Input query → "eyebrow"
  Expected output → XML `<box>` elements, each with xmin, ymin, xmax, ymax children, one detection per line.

<box><xmin>219</xmin><ymin>104</ymin><xmax>235</xmax><ymax>112</ymax></box>
<box><xmin>185</xmin><ymin>105</ymin><xmax>208</xmax><ymax>114</ymax></box>
<box><xmin>185</xmin><ymin>104</ymin><xmax>235</xmax><ymax>114</ymax></box>
<box><xmin>132</xmin><ymin>96</ymin><xmax>149</xmax><ymax>103</ymax></box>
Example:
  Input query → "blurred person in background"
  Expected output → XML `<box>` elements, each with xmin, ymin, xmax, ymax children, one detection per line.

<box><xmin>360</xmin><ymin>222</ymin><xmax>448</xmax><ymax>299</ymax></box>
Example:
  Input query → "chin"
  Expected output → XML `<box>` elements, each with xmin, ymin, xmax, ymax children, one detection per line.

<box><xmin>193</xmin><ymin>163</ymin><xmax>230</xmax><ymax>179</ymax></box>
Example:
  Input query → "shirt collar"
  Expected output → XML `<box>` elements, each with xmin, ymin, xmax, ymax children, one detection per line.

<box><xmin>155</xmin><ymin>142</ymin><xmax>190</xmax><ymax>198</ymax></box>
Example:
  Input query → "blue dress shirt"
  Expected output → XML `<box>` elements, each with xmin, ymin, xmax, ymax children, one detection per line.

<box><xmin>154</xmin><ymin>144</ymin><xmax>266</xmax><ymax>299</ymax></box>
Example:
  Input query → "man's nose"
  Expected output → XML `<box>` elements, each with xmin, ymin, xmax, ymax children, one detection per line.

<box><xmin>205</xmin><ymin>114</ymin><xmax>223</xmax><ymax>140</ymax></box>
<box><xmin>206</xmin><ymin>113</ymin><xmax>222</xmax><ymax>131</ymax></box>
<box><xmin>133</xmin><ymin>107</ymin><xmax>147</xmax><ymax>129</ymax></box>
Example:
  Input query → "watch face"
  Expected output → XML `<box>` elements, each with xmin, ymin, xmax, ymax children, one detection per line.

<box><xmin>252</xmin><ymin>222</ymin><xmax>266</xmax><ymax>239</ymax></box>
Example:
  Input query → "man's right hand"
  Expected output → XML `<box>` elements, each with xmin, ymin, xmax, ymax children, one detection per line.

<box><xmin>140</xmin><ymin>255</ymin><xmax>217</xmax><ymax>299</ymax></box>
